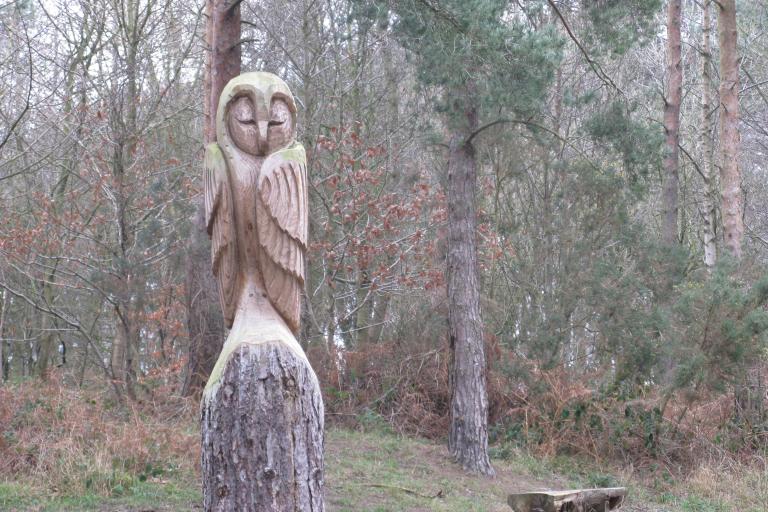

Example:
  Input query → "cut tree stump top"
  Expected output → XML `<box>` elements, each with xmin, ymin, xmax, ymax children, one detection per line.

<box><xmin>507</xmin><ymin>487</ymin><xmax>627</xmax><ymax>512</ymax></box>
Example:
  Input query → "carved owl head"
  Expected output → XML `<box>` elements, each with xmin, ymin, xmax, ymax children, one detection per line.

<box><xmin>217</xmin><ymin>72</ymin><xmax>298</xmax><ymax>156</ymax></box>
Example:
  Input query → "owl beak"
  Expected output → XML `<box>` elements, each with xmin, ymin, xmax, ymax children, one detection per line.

<box><xmin>257</xmin><ymin>120</ymin><xmax>269</xmax><ymax>154</ymax></box>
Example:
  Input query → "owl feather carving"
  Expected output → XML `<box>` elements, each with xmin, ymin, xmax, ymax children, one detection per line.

<box><xmin>204</xmin><ymin>72</ymin><xmax>307</xmax><ymax>334</ymax></box>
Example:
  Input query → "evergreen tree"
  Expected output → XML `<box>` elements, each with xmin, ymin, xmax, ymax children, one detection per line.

<box><xmin>356</xmin><ymin>0</ymin><xmax>562</xmax><ymax>475</ymax></box>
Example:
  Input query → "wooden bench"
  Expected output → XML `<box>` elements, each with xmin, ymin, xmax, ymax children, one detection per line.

<box><xmin>507</xmin><ymin>487</ymin><xmax>627</xmax><ymax>512</ymax></box>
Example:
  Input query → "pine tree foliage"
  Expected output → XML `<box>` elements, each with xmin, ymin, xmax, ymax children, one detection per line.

<box><xmin>359</xmin><ymin>0</ymin><xmax>563</xmax><ymax>125</ymax></box>
<box><xmin>583</xmin><ymin>0</ymin><xmax>662</xmax><ymax>57</ymax></box>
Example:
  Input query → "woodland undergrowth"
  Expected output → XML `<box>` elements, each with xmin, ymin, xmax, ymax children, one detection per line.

<box><xmin>311</xmin><ymin>338</ymin><xmax>768</xmax><ymax>484</ymax></box>
<box><xmin>1</xmin><ymin>344</ymin><xmax>766</xmax><ymax>501</ymax></box>
<box><xmin>0</xmin><ymin>370</ymin><xmax>198</xmax><ymax>497</ymax></box>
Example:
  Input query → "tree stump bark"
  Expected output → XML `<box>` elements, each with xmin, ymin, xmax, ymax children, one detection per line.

<box><xmin>201</xmin><ymin>341</ymin><xmax>324</xmax><ymax>511</ymax></box>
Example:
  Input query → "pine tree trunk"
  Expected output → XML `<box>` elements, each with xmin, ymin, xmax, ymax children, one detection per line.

<box><xmin>201</xmin><ymin>342</ymin><xmax>324</xmax><ymax>511</ymax></box>
<box><xmin>717</xmin><ymin>0</ymin><xmax>743</xmax><ymax>259</ymax></box>
<box><xmin>715</xmin><ymin>0</ymin><xmax>760</xmax><ymax>430</ymax></box>
<box><xmin>184</xmin><ymin>223</ymin><xmax>227</xmax><ymax>397</ymax></box>
<box><xmin>183</xmin><ymin>0</ymin><xmax>241</xmax><ymax>396</ymax></box>
<box><xmin>203</xmin><ymin>0</ymin><xmax>241</xmax><ymax>145</ymax></box>
<box><xmin>699</xmin><ymin>0</ymin><xmax>717</xmax><ymax>269</ymax></box>
<box><xmin>445</xmin><ymin>97</ymin><xmax>494</xmax><ymax>476</ymax></box>
<box><xmin>181</xmin><ymin>207</ymin><xmax>227</xmax><ymax>396</ymax></box>
<box><xmin>663</xmin><ymin>0</ymin><xmax>682</xmax><ymax>246</ymax></box>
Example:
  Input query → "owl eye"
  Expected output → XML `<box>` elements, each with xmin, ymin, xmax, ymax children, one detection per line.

<box><xmin>268</xmin><ymin>119</ymin><xmax>285</xmax><ymax>127</ymax></box>
<box><xmin>230</xmin><ymin>96</ymin><xmax>255</xmax><ymax>123</ymax></box>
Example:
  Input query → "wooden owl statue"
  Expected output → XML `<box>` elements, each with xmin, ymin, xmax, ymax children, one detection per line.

<box><xmin>201</xmin><ymin>73</ymin><xmax>324</xmax><ymax>512</ymax></box>
<box><xmin>204</xmin><ymin>72</ymin><xmax>308</xmax><ymax>358</ymax></box>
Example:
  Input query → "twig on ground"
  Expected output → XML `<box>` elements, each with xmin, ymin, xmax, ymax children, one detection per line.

<box><xmin>361</xmin><ymin>483</ymin><xmax>444</xmax><ymax>499</ymax></box>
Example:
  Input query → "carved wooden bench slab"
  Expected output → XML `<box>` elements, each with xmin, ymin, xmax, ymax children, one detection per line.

<box><xmin>507</xmin><ymin>487</ymin><xmax>627</xmax><ymax>512</ymax></box>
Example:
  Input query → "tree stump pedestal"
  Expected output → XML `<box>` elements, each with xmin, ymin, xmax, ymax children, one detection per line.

<box><xmin>201</xmin><ymin>340</ymin><xmax>324</xmax><ymax>511</ymax></box>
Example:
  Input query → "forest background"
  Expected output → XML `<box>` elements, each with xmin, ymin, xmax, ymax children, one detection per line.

<box><xmin>1</xmin><ymin>0</ymin><xmax>768</xmax><ymax>510</ymax></box>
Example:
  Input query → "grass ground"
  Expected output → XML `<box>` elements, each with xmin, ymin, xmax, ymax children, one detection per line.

<box><xmin>2</xmin><ymin>424</ymin><xmax>765</xmax><ymax>511</ymax></box>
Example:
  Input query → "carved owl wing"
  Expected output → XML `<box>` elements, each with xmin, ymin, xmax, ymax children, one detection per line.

<box><xmin>256</xmin><ymin>143</ymin><xmax>308</xmax><ymax>334</ymax></box>
<box><xmin>204</xmin><ymin>142</ymin><xmax>239</xmax><ymax>328</ymax></box>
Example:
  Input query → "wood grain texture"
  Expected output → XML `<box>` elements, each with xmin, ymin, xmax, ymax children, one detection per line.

<box><xmin>507</xmin><ymin>487</ymin><xmax>626</xmax><ymax>512</ymax></box>
<box><xmin>204</xmin><ymin>142</ymin><xmax>239</xmax><ymax>328</ymax></box>
<box><xmin>257</xmin><ymin>152</ymin><xmax>308</xmax><ymax>333</ymax></box>
<box><xmin>206</xmin><ymin>73</ymin><xmax>308</xmax><ymax>334</ymax></box>
<box><xmin>202</xmin><ymin>341</ymin><xmax>324</xmax><ymax>511</ymax></box>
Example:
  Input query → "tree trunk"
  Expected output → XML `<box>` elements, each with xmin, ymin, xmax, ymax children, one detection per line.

<box><xmin>110</xmin><ymin>316</ymin><xmax>127</xmax><ymax>390</ymax></box>
<box><xmin>368</xmin><ymin>294</ymin><xmax>390</xmax><ymax>344</ymax></box>
<box><xmin>445</xmin><ymin>98</ymin><xmax>495</xmax><ymax>476</ymax></box>
<box><xmin>78</xmin><ymin>338</ymin><xmax>89</xmax><ymax>388</ymax></box>
<box><xmin>201</xmin><ymin>342</ymin><xmax>324</xmax><ymax>511</ymax></box>
<box><xmin>355</xmin><ymin>271</ymin><xmax>373</xmax><ymax>345</ymax></box>
<box><xmin>203</xmin><ymin>0</ymin><xmax>241</xmax><ymax>144</ymax></box>
<box><xmin>110</xmin><ymin>315</ymin><xmax>136</xmax><ymax>401</ymax></box>
<box><xmin>662</xmin><ymin>0</ymin><xmax>682</xmax><ymax>246</ymax></box>
<box><xmin>717</xmin><ymin>0</ymin><xmax>743</xmax><ymax>259</ymax></box>
<box><xmin>36</xmin><ymin>284</ymin><xmax>55</xmax><ymax>379</ymax></box>
<box><xmin>716</xmin><ymin>0</ymin><xmax>759</xmax><ymax>430</ymax></box>
<box><xmin>699</xmin><ymin>0</ymin><xmax>717</xmax><ymax>269</ymax></box>
<box><xmin>109</xmin><ymin>0</ymin><xmax>141</xmax><ymax>401</ymax></box>
<box><xmin>181</xmin><ymin>207</ymin><xmax>227</xmax><ymax>396</ymax></box>
<box><xmin>183</xmin><ymin>0</ymin><xmax>242</xmax><ymax>396</ymax></box>
<box><xmin>0</xmin><ymin>289</ymin><xmax>8</xmax><ymax>382</ymax></box>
